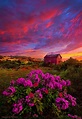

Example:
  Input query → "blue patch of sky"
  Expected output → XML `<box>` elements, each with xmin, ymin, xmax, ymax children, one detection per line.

<box><xmin>53</xmin><ymin>31</ymin><xmax>63</xmax><ymax>38</ymax></box>
<box><xmin>20</xmin><ymin>43</ymin><xmax>37</xmax><ymax>50</ymax></box>
<box><xmin>0</xmin><ymin>0</ymin><xmax>10</xmax><ymax>7</ymax></box>
<box><xmin>39</xmin><ymin>38</ymin><xmax>47</xmax><ymax>45</ymax></box>
<box><xmin>62</xmin><ymin>7</ymin><xmax>77</xmax><ymax>20</ymax></box>
<box><xmin>34</xmin><ymin>38</ymin><xmax>47</xmax><ymax>49</ymax></box>
<box><xmin>27</xmin><ymin>43</ymin><xmax>37</xmax><ymax>49</ymax></box>
<box><xmin>0</xmin><ymin>46</ymin><xmax>16</xmax><ymax>53</ymax></box>
<box><xmin>0</xmin><ymin>0</ymin><xmax>16</xmax><ymax>9</ymax></box>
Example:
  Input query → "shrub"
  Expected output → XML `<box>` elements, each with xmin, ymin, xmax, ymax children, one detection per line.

<box><xmin>2</xmin><ymin>69</ymin><xmax>81</xmax><ymax>119</ymax></box>
<box><xmin>0</xmin><ymin>60</ymin><xmax>21</xmax><ymax>69</ymax></box>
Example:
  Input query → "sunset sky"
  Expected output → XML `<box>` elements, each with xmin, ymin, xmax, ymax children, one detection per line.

<box><xmin>0</xmin><ymin>0</ymin><xmax>82</xmax><ymax>60</ymax></box>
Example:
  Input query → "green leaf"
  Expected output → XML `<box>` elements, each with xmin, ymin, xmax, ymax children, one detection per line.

<box><xmin>26</xmin><ymin>88</ymin><xmax>32</xmax><ymax>94</ymax></box>
<box><xmin>11</xmin><ymin>96</ymin><xmax>17</xmax><ymax>101</ymax></box>
<box><xmin>35</xmin><ymin>100</ymin><xmax>43</xmax><ymax>112</ymax></box>
<box><xmin>7</xmin><ymin>99</ymin><xmax>11</xmax><ymax>103</ymax></box>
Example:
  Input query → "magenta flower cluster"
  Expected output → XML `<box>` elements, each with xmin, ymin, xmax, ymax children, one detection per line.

<box><xmin>3</xmin><ymin>86</ymin><xmax>16</xmax><ymax>96</ymax></box>
<box><xmin>16</xmin><ymin>78</ymin><xmax>33</xmax><ymax>87</ymax></box>
<box><xmin>2</xmin><ymin>69</ymin><xmax>79</xmax><ymax>118</ymax></box>
<box><xmin>65</xmin><ymin>94</ymin><xmax>76</xmax><ymax>106</ymax></box>
<box><xmin>25</xmin><ymin>95</ymin><xmax>35</xmax><ymax>107</ymax></box>
<box><xmin>55</xmin><ymin>93</ymin><xmax>77</xmax><ymax>110</ymax></box>
<box><xmin>55</xmin><ymin>97</ymin><xmax>69</xmax><ymax>110</ymax></box>
<box><xmin>12</xmin><ymin>102</ymin><xmax>23</xmax><ymax>114</ymax></box>
<box><xmin>68</xmin><ymin>114</ymin><xmax>81</xmax><ymax>119</ymax></box>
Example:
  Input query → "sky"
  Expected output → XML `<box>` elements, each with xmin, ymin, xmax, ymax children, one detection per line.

<box><xmin>0</xmin><ymin>0</ymin><xmax>82</xmax><ymax>60</ymax></box>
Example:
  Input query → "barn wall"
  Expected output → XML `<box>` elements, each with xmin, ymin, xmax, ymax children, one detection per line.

<box><xmin>56</xmin><ymin>56</ymin><xmax>62</xmax><ymax>64</ymax></box>
<box><xmin>44</xmin><ymin>55</ymin><xmax>62</xmax><ymax>64</ymax></box>
<box><xmin>44</xmin><ymin>57</ymin><xmax>57</xmax><ymax>64</ymax></box>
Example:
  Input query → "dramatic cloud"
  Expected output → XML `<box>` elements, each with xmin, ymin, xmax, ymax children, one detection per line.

<box><xmin>0</xmin><ymin>0</ymin><xmax>82</xmax><ymax>60</ymax></box>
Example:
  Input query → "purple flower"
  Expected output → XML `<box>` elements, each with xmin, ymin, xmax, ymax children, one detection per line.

<box><xmin>65</xmin><ymin>94</ymin><xmax>77</xmax><ymax>106</ymax></box>
<box><xmin>68</xmin><ymin>114</ymin><xmax>74</xmax><ymax>118</ymax></box>
<box><xmin>3</xmin><ymin>86</ymin><xmax>16</xmax><ymax>96</ymax></box>
<box><xmin>26</xmin><ymin>95</ymin><xmax>30</xmax><ymax>103</ymax></box>
<box><xmin>23</xmin><ymin>79</ymin><xmax>33</xmax><ymax>87</ymax></box>
<box><xmin>25</xmin><ymin>95</ymin><xmax>35</xmax><ymax>107</ymax></box>
<box><xmin>35</xmin><ymin>69</ymin><xmax>43</xmax><ymax>75</ymax></box>
<box><xmin>54</xmin><ymin>82</ymin><xmax>62</xmax><ymax>90</ymax></box>
<box><xmin>18</xmin><ymin>98</ymin><xmax>24</xmax><ymax>103</ymax></box>
<box><xmin>51</xmin><ymin>75</ymin><xmax>55</xmax><ymax>80</ymax></box>
<box><xmin>43</xmin><ymin>73</ymin><xmax>50</xmax><ymax>80</ymax></box>
<box><xmin>56</xmin><ymin>97</ymin><xmax>69</xmax><ymax>110</ymax></box>
<box><xmin>60</xmin><ymin>80</ymin><xmax>66</xmax><ymax>86</ymax></box>
<box><xmin>68</xmin><ymin>114</ymin><xmax>81</xmax><ymax>119</ymax></box>
<box><xmin>66</xmin><ymin>80</ymin><xmax>71</xmax><ymax>86</ymax></box>
<box><xmin>41</xmin><ymin>87</ymin><xmax>46</xmax><ymax>92</ymax></box>
<box><xmin>16</xmin><ymin>78</ymin><xmax>25</xmax><ymax>85</ymax></box>
<box><xmin>54</xmin><ymin>76</ymin><xmax>61</xmax><ymax>82</ymax></box>
<box><xmin>27</xmin><ymin>72</ymin><xmax>33</xmax><ymax>78</ymax></box>
<box><xmin>27</xmin><ymin>69</ymin><xmax>43</xmax><ymax>78</ymax></box>
<box><xmin>33</xmin><ymin>114</ymin><xmax>38</xmax><ymax>118</ymax></box>
<box><xmin>12</xmin><ymin>102</ymin><xmax>23</xmax><ymax>114</ymax></box>
<box><xmin>27</xmin><ymin>70</ymin><xmax>37</xmax><ymax>78</ymax></box>
<box><xmin>34</xmin><ymin>74</ymin><xmax>40</xmax><ymax>83</ymax></box>
<box><xmin>35</xmin><ymin>89</ymin><xmax>43</xmax><ymax>99</ymax></box>
<box><xmin>41</xmin><ymin>72</ymin><xmax>45</xmax><ymax>79</ymax></box>
<box><xmin>47</xmin><ymin>82</ymin><xmax>54</xmax><ymax>89</ymax></box>
<box><xmin>10</xmin><ymin>80</ymin><xmax>15</xmax><ymax>86</ymax></box>
<box><xmin>41</xmin><ymin>88</ymin><xmax>48</xmax><ymax>94</ymax></box>
<box><xmin>28</xmin><ymin>102</ymin><xmax>35</xmax><ymax>107</ymax></box>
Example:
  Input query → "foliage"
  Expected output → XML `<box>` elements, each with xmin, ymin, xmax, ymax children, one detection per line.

<box><xmin>0</xmin><ymin>60</ymin><xmax>21</xmax><ymax>69</ymax></box>
<box><xmin>2</xmin><ymin>69</ymin><xmax>81</xmax><ymax>119</ymax></box>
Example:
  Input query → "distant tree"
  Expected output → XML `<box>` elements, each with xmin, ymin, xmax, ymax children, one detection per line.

<box><xmin>65</xmin><ymin>57</ymin><xmax>78</xmax><ymax>64</ymax></box>
<box><xmin>0</xmin><ymin>55</ymin><xmax>3</xmax><ymax>59</ymax></box>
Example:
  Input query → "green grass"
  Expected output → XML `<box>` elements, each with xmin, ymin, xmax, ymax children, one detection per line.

<box><xmin>0</xmin><ymin>68</ymin><xmax>29</xmax><ymax>92</ymax></box>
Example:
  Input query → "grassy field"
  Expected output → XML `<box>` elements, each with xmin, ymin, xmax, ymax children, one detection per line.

<box><xmin>0</xmin><ymin>59</ymin><xmax>82</xmax><ymax>118</ymax></box>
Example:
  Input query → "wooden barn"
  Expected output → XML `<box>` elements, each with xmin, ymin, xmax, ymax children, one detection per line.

<box><xmin>44</xmin><ymin>53</ymin><xmax>62</xmax><ymax>65</ymax></box>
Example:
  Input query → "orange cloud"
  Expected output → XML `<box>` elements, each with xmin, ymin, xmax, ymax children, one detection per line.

<box><xmin>76</xmin><ymin>56</ymin><xmax>82</xmax><ymax>61</ymax></box>
<box><xmin>23</xmin><ymin>49</ymin><xmax>46</xmax><ymax>58</ymax></box>
<box><xmin>61</xmin><ymin>47</ymin><xmax>82</xmax><ymax>61</ymax></box>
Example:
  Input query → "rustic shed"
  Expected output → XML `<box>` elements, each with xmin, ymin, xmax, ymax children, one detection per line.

<box><xmin>44</xmin><ymin>53</ymin><xmax>62</xmax><ymax>64</ymax></box>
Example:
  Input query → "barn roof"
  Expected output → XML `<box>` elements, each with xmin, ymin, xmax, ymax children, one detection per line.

<box><xmin>44</xmin><ymin>53</ymin><xmax>62</xmax><ymax>58</ymax></box>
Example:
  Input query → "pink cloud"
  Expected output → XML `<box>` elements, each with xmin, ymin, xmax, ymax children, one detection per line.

<box><xmin>69</xmin><ymin>11</ymin><xmax>82</xmax><ymax>37</ymax></box>
<box><xmin>40</xmin><ymin>8</ymin><xmax>61</xmax><ymax>21</ymax></box>
<box><xmin>46</xmin><ymin>21</ymin><xmax>53</xmax><ymax>28</ymax></box>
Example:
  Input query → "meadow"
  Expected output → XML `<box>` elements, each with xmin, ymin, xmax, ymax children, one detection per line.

<box><xmin>0</xmin><ymin>58</ymin><xmax>82</xmax><ymax>119</ymax></box>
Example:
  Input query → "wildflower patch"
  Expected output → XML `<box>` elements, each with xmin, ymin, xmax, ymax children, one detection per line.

<box><xmin>3</xmin><ymin>69</ymin><xmax>81</xmax><ymax>119</ymax></box>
